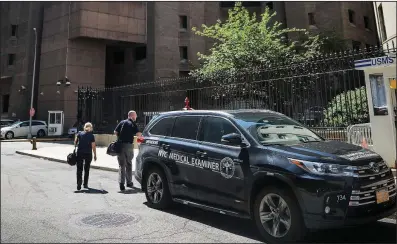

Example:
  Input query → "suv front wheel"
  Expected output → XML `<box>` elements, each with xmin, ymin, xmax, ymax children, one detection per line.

<box><xmin>144</xmin><ymin>166</ymin><xmax>172</xmax><ymax>209</ymax></box>
<box><xmin>253</xmin><ymin>186</ymin><xmax>307</xmax><ymax>243</ymax></box>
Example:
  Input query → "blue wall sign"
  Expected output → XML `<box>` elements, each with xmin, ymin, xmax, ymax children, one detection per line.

<box><xmin>354</xmin><ymin>54</ymin><xmax>396</xmax><ymax>69</ymax></box>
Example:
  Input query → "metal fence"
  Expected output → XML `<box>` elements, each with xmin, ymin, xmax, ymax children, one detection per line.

<box><xmin>77</xmin><ymin>46</ymin><xmax>396</xmax><ymax>139</ymax></box>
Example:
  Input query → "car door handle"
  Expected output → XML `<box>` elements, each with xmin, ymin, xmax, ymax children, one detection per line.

<box><xmin>196</xmin><ymin>151</ymin><xmax>207</xmax><ymax>157</ymax></box>
<box><xmin>162</xmin><ymin>144</ymin><xmax>170</xmax><ymax>150</ymax></box>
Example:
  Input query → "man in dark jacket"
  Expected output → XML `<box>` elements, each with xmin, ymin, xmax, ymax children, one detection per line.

<box><xmin>114</xmin><ymin>110</ymin><xmax>141</xmax><ymax>191</ymax></box>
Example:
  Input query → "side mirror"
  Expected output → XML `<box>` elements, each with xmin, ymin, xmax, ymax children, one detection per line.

<box><xmin>221</xmin><ymin>133</ymin><xmax>247</xmax><ymax>147</ymax></box>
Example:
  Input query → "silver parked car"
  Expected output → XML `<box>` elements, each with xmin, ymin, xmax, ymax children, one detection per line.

<box><xmin>0</xmin><ymin>120</ymin><xmax>48</xmax><ymax>139</ymax></box>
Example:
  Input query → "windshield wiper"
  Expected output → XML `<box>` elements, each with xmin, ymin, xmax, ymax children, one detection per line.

<box><xmin>299</xmin><ymin>140</ymin><xmax>321</xmax><ymax>143</ymax></box>
<box><xmin>261</xmin><ymin>143</ymin><xmax>286</xmax><ymax>146</ymax></box>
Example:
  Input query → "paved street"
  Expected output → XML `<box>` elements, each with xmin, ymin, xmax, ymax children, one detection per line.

<box><xmin>1</xmin><ymin>142</ymin><xmax>396</xmax><ymax>243</ymax></box>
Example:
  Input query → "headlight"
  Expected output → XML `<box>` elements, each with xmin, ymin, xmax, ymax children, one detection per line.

<box><xmin>289</xmin><ymin>158</ymin><xmax>357</xmax><ymax>177</ymax></box>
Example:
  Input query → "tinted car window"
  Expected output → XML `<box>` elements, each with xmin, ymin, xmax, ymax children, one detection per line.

<box><xmin>20</xmin><ymin>122</ymin><xmax>29</xmax><ymax>127</ymax></box>
<box><xmin>171</xmin><ymin>116</ymin><xmax>201</xmax><ymax>140</ymax></box>
<box><xmin>32</xmin><ymin>121</ymin><xmax>44</xmax><ymax>126</ymax></box>
<box><xmin>149</xmin><ymin>117</ymin><xmax>175</xmax><ymax>136</ymax></box>
<box><xmin>199</xmin><ymin>116</ymin><xmax>239</xmax><ymax>144</ymax></box>
<box><xmin>1</xmin><ymin>121</ymin><xmax>13</xmax><ymax>126</ymax></box>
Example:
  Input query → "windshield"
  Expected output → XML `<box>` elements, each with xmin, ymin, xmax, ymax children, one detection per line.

<box><xmin>232</xmin><ymin>111</ymin><xmax>323</xmax><ymax>145</ymax></box>
<box><xmin>8</xmin><ymin>121</ymin><xmax>21</xmax><ymax>127</ymax></box>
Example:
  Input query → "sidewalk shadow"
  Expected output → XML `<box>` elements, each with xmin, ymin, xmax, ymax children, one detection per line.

<box><xmin>301</xmin><ymin>221</ymin><xmax>397</xmax><ymax>243</ymax></box>
<box><xmin>143</xmin><ymin>202</ymin><xmax>397</xmax><ymax>243</ymax></box>
<box><xmin>74</xmin><ymin>187</ymin><xmax>108</xmax><ymax>194</ymax></box>
<box><xmin>143</xmin><ymin>202</ymin><xmax>260</xmax><ymax>241</ymax></box>
<box><xmin>118</xmin><ymin>186</ymin><xmax>143</xmax><ymax>194</ymax></box>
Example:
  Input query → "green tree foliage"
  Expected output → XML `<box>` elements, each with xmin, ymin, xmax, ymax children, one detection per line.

<box><xmin>191</xmin><ymin>2</ymin><xmax>323</xmax><ymax>79</ymax></box>
<box><xmin>322</xmin><ymin>86</ymin><xmax>369</xmax><ymax>127</ymax></box>
<box><xmin>318</xmin><ymin>30</ymin><xmax>349</xmax><ymax>52</ymax></box>
<box><xmin>298</xmin><ymin>30</ymin><xmax>349</xmax><ymax>53</ymax></box>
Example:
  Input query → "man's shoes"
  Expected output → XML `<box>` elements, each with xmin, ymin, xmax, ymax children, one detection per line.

<box><xmin>120</xmin><ymin>184</ymin><xmax>125</xmax><ymax>191</ymax></box>
<box><xmin>77</xmin><ymin>185</ymin><xmax>81</xmax><ymax>191</ymax></box>
<box><xmin>83</xmin><ymin>184</ymin><xmax>88</xmax><ymax>189</ymax></box>
<box><xmin>126</xmin><ymin>183</ymin><xmax>134</xmax><ymax>188</ymax></box>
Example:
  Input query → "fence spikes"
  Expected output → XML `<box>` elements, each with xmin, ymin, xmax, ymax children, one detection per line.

<box><xmin>77</xmin><ymin>47</ymin><xmax>394</xmax><ymax>134</ymax></box>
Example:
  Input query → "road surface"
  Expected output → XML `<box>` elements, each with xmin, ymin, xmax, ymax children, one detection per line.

<box><xmin>1</xmin><ymin>142</ymin><xmax>396</xmax><ymax>243</ymax></box>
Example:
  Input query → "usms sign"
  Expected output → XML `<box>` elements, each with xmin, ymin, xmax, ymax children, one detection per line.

<box><xmin>354</xmin><ymin>53</ymin><xmax>396</xmax><ymax>69</ymax></box>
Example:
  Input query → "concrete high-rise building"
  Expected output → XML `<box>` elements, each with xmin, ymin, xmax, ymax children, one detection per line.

<box><xmin>1</xmin><ymin>1</ymin><xmax>378</xmax><ymax>130</ymax></box>
<box><xmin>373</xmin><ymin>1</ymin><xmax>396</xmax><ymax>49</ymax></box>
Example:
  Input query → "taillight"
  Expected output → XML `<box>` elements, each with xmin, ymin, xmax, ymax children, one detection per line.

<box><xmin>137</xmin><ymin>136</ymin><xmax>145</xmax><ymax>144</ymax></box>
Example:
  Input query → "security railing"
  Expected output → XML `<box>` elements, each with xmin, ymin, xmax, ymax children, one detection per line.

<box><xmin>77</xmin><ymin>46</ymin><xmax>396</xmax><ymax>135</ymax></box>
<box><xmin>347</xmin><ymin>123</ymin><xmax>373</xmax><ymax>150</ymax></box>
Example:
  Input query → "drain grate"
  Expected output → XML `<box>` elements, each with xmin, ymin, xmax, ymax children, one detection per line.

<box><xmin>79</xmin><ymin>213</ymin><xmax>139</xmax><ymax>228</ymax></box>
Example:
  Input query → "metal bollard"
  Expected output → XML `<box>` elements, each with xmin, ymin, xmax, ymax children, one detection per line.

<box><xmin>30</xmin><ymin>137</ymin><xmax>37</xmax><ymax>150</ymax></box>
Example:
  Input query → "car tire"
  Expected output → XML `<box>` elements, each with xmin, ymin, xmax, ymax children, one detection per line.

<box><xmin>5</xmin><ymin>131</ymin><xmax>14</xmax><ymax>140</ymax></box>
<box><xmin>37</xmin><ymin>129</ymin><xmax>45</xmax><ymax>138</ymax></box>
<box><xmin>144</xmin><ymin>166</ymin><xmax>172</xmax><ymax>210</ymax></box>
<box><xmin>253</xmin><ymin>186</ymin><xmax>307</xmax><ymax>244</ymax></box>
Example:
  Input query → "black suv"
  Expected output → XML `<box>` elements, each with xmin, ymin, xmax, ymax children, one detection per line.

<box><xmin>135</xmin><ymin>110</ymin><xmax>396</xmax><ymax>243</ymax></box>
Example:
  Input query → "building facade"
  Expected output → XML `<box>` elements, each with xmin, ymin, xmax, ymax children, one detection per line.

<box><xmin>1</xmin><ymin>1</ymin><xmax>379</xmax><ymax>130</ymax></box>
<box><xmin>0</xmin><ymin>2</ymin><xmax>43</xmax><ymax>122</ymax></box>
<box><xmin>373</xmin><ymin>1</ymin><xmax>396</xmax><ymax>49</ymax></box>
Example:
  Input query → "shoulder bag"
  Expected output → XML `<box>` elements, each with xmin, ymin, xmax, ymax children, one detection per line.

<box><xmin>106</xmin><ymin>121</ymin><xmax>125</xmax><ymax>156</ymax></box>
<box><xmin>67</xmin><ymin>133</ymin><xmax>79</xmax><ymax>166</ymax></box>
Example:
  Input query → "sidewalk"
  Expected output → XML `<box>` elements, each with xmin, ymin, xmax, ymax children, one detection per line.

<box><xmin>1</xmin><ymin>137</ymin><xmax>72</xmax><ymax>142</ymax></box>
<box><xmin>16</xmin><ymin>145</ymin><xmax>138</xmax><ymax>172</ymax></box>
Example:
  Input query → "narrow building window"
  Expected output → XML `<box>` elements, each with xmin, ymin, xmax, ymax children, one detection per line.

<box><xmin>8</xmin><ymin>54</ymin><xmax>15</xmax><ymax>66</ymax></box>
<box><xmin>308</xmin><ymin>13</ymin><xmax>315</xmax><ymax>25</ymax></box>
<box><xmin>378</xmin><ymin>5</ymin><xmax>387</xmax><ymax>41</ymax></box>
<box><xmin>135</xmin><ymin>46</ymin><xmax>146</xmax><ymax>61</ymax></box>
<box><xmin>113</xmin><ymin>51</ymin><xmax>124</xmax><ymax>64</ymax></box>
<box><xmin>180</xmin><ymin>46</ymin><xmax>188</xmax><ymax>60</ymax></box>
<box><xmin>11</xmin><ymin>25</ymin><xmax>18</xmax><ymax>37</ymax></box>
<box><xmin>2</xmin><ymin>94</ymin><xmax>10</xmax><ymax>113</ymax></box>
<box><xmin>180</xmin><ymin>16</ymin><xmax>188</xmax><ymax>30</ymax></box>
<box><xmin>348</xmin><ymin>9</ymin><xmax>355</xmax><ymax>24</ymax></box>
<box><xmin>363</xmin><ymin>16</ymin><xmax>370</xmax><ymax>29</ymax></box>
<box><xmin>266</xmin><ymin>2</ymin><xmax>273</xmax><ymax>10</ymax></box>
<box><xmin>220</xmin><ymin>2</ymin><xmax>235</xmax><ymax>8</ymax></box>
<box><xmin>179</xmin><ymin>71</ymin><xmax>190</xmax><ymax>77</ymax></box>
<box><xmin>352</xmin><ymin>40</ymin><xmax>361</xmax><ymax>51</ymax></box>
<box><xmin>242</xmin><ymin>2</ymin><xmax>261</xmax><ymax>7</ymax></box>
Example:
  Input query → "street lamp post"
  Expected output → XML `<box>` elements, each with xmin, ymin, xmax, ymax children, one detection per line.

<box><xmin>28</xmin><ymin>27</ymin><xmax>38</xmax><ymax>139</ymax></box>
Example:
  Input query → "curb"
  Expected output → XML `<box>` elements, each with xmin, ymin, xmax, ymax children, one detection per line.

<box><xmin>1</xmin><ymin>138</ymin><xmax>72</xmax><ymax>143</ymax></box>
<box><xmin>15</xmin><ymin>151</ymin><xmax>119</xmax><ymax>173</ymax></box>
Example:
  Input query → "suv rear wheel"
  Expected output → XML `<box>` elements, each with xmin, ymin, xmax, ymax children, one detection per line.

<box><xmin>253</xmin><ymin>186</ymin><xmax>307</xmax><ymax>243</ymax></box>
<box><xmin>144</xmin><ymin>166</ymin><xmax>172</xmax><ymax>209</ymax></box>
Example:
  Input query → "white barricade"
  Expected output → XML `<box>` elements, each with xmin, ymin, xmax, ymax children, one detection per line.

<box><xmin>347</xmin><ymin>123</ymin><xmax>374</xmax><ymax>150</ymax></box>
